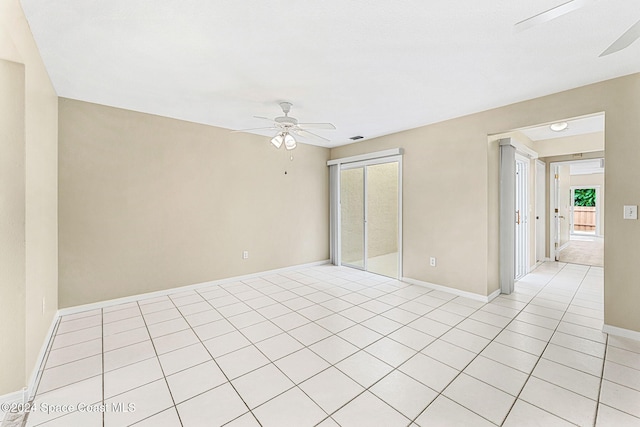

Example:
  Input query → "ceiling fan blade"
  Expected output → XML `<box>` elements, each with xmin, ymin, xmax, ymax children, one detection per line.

<box><xmin>253</xmin><ymin>115</ymin><xmax>276</xmax><ymax>123</ymax></box>
<box><xmin>292</xmin><ymin>128</ymin><xmax>330</xmax><ymax>142</ymax></box>
<box><xmin>231</xmin><ymin>126</ymin><xmax>277</xmax><ymax>133</ymax></box>
<box><xmin>599</xmin><ymin>19</ymin><xmax>640</xmax><ymax>56</ymax></box>
<box><xmin>515</xmin><ymin>0</ymin><xmax>595</xmax><ymax>32</ymax></box>
<box><xmin>297</xmin><ymin>122</ymin><xmax>337</xmax><ymax>130</ymax></box>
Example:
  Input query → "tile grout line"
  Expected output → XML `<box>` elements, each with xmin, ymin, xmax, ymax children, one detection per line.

<box><xmin>407</xmin><ymin>263</ymin><xmax>572</xmax><ymax>426</ymax></box>
<box><xmin>35</xmin><ymin>264</ymin><xmax>632</xmax><ymax>427</ymax></box>
<box><xmin>165</xmin><ymin>291</ymin><xmax>264</xmax><ymax>427</ymax></box>
<box><xmin>132</xmin><ymin>300</ymin><xmax>184</xmax><ymax>427</ymax></box>
<box><xmin>498</xmin><ymin>265</ymin><xmax>599</xmax><ymax>426</ymax></box>
<box><xmin>593</xmin><ymin>332</ymin><xmax>609</xmax><ymax>426</ymax></box>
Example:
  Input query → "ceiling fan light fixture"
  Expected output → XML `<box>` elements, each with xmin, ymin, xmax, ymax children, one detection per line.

<box><xmin>284</xmin><ymin>133</ymin><xmax>297</xmax><ymax>150</ymax></box>
<box><xmin>550</xmin><ymin>122</ymin><xmax>569</xmax><ymax>132</ymax></box>
<box><xmin>271</xmin><ymin>133</ymin><xmax>284</xmax><ymax>148</ymax></box>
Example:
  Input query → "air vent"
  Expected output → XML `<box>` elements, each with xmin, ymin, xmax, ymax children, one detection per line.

<box><xmin>349</xmin><ymin>136</ymin><xmax>364</xmax><ymax>141</ymax></box>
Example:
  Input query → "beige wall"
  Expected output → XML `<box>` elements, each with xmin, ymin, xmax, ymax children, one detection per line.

<box><xmin>332</xmin><ymin>73</ymin><xmax>640</xmax><ymax>333</ymax></box>
<box><xmin>0</xmin><ymin>1</ymin><xmax>58</xmax><ymax>395</ymax></box>
<box><xmin>534</xmin><ymin>132</ymin><xmax>604</xmax><ymax>157</ymax></box>
<box><xmin>571</xmin><ymin>173</ymin><xmax>605</xmax><ymax>235</ymax></box>
<box><xmin>0</xmin><ymin>59</ymin><xmax>26</xmax><ymax>394</ymax></box>
<box><xmin>58</xmin><ymin>99</ymin><xmax>330</xmax><ymax>307</ymax></box>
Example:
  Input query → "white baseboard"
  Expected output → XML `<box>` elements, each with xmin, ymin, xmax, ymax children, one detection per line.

<box><xmin>1</xmin><ymin>314</ymin><xmax>60</xmax><ymax>407</ymax></box>
<box><xmin>25</xmin><ymin>313</ymin><xmax>60</xmax><ymax>400</ymax></box>
<box><xmin>401</xmin><ymin>277</ymin><xmax>499</xmax><ymax>303</ymax></box>
<box><xmin>603</xmin><ymin>324</ymin><xmax>640</xmax><ymax>341</ymax></box>
<box><xmin>1</xmin><ymin>260</ymin><xmax>331</xmax><ymax>407</ymax></box>
<box><xmin>58</xmin><ymin>259</ymin><xmax>331</xmax><ymax>317</ymax></box>
<box><xmin>0</xmin><ymin>388</ymin><xmax>27</xmax><ymax>405</ymax></box>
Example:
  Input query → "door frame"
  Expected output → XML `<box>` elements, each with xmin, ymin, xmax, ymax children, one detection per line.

<box><xmin>515</xmin><ymin>153</ymin><xmax>530</xmax><ymax>280</ymax></box>
<box><xmin>535</xmin><ymin>160</ymin><xmax>546</xmax><ymax>263</ymax></box>
<box><xmin>331</xmin><ymin>151</ymin><xmax>403</xmax><ymax>279</ymax></box>
<box><xmin>548</xmin><ymin>158</ymin><xmax>604</xmax><ymax>260</ymax></box>
<box><xmin>499</xmin><ymin>137</ymin><xmax>537</xmax><ymax>294</ymax></box>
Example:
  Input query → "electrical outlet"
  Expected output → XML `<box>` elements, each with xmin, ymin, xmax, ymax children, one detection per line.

<box><xmin>430</xmin><ymin>257</ymin><xmax>436</xmax><ymax>267</ymax></box>
<box><xmin>242</xmin><ymin>250</ymin><xmax>249</xmax><ymax>259</ymax></box>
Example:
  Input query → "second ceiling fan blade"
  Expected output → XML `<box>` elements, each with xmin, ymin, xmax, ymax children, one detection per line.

<box><xmin>292</xmin><ymin>129</ymin><xmax>330</xmax><ymax>142</ymax></box>
<box><xmin>297</xmin><ymin>122</ymin><xmax>336</xmax><ymax>130</ymax></box>
<box><xmin>231</xmin><ymin>126</ymin><xmax>277</xmax><ymax>133</ymax></box>
<box><xmin>515</xmin><ymin>0</ymin><xmax>595</xmax><ymax>32</ymax></box>
<box><xmin>600</xmin><ymin>19</ymin><xmax>640</xmax><ymax>56</ymax></box>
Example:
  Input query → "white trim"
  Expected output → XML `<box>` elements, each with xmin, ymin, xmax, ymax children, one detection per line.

<box><xmin>603</xmin><ymin>324</ymin><xmax>640</xmax><ymax>341</ymax></box>
<box><xmin>4</xmin><ymin>259</ymin><xmax>331</xmax><ymax>405</ymax></box>
<box><xmin>26</xmin><ymin>314</ymin><xmax>60</xmax><ymax>400</ymax></box>
<box><xmin>557</xmin><ymin>241</ymin><xmax>570</xmax><ymax>253</ymax></box>
<box><xmin>499</xmin><ymin>137</ymin><xmax>538</xmax><ymax>159</ymax></box>
<box><xmin>402</xmin><ymin>277</ymin><xmax>500</xmax><ymax>303</ymax></box>
<box><xmin>59</xmin><ymin>259</ymin><xmax>330</xmax><ymax>317</ymax></box>
<box><xmin>0</xmin><ymin>389</ymin><xmax>27</xmax><ymax>405</ymax></box>
<box><xmin>327</xmin><ymin>148</ymin><xmax>403</xmax><ymax>166</ymax></box>
<box><xmin>336</xmin><ymin>155</ymin><xmax>403</xmax><ymax>280</ymax></box>
<box><xmin>1</xmin><ymin>312</ymin><xmax>60</xmax><ymax>406</ymax></box>
<box><xmin>397</xmin><ymin>157</ymin><xmax>403</xmax><ymax>279</ymax></box>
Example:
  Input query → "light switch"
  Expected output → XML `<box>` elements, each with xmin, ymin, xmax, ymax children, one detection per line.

<box><xmin>623</xmin><ymin>205</ymin><xmax>638</xmax><ymax>220</ymax></box>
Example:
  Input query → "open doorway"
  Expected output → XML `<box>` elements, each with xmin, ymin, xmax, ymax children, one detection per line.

<box><xmin>495</xmin><ymin>112</ymin><xmax>605</xmax><ymax>293</ymax></box>
<box><xmin>551</xmin><ymin>159</ymin><xmax>604</xmax><ymax>266</ymax></box>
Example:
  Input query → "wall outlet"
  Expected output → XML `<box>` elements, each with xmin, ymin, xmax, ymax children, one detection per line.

<box><xmin>242</xmin><ymin>250</ymin><xmax>249</xmax><ymax>259</ymax></box>
<box><xmin>430</xmin><ymin>257</ymin><xmax>436</xmax><ymax>267</ymax></box>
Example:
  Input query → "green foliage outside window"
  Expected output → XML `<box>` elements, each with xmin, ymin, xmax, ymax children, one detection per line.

<box><xmin>574</xmin><ymin>188</ymin><xmax>596</xmax><ymax>207</ymax></box>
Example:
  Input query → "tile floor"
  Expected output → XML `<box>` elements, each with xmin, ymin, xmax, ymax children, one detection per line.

<box><xmin>8</xmin><ymin>262</ymin><xmax>640</xmax><ymax>426</ymax></box>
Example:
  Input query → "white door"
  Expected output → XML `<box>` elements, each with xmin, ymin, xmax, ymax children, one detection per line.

<box><xmin>515</xmin><ymin>156</ymin><xmax>529</xmax><ymax>279</ymax></box>
<box><xmin>535</xmin><ymin>161</ymin><xmax>546</xmax><ymax>262</ymax></box>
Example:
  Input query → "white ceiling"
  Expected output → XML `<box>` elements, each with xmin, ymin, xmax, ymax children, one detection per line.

<box><xmin>20</xmin><ymin>0</ymin><xmax>640</xmax><ymax>147</ymax></box>
<box><xmin>520</xmin><ymin>114</ymin><xmax>605</xmax><ymax>141</ymax></box>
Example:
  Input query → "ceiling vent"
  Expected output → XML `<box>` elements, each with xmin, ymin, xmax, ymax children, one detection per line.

<box><xmin>349</xmin><ymin>136</ymin><xmax>364</xmax><ymax>141</ymax></box>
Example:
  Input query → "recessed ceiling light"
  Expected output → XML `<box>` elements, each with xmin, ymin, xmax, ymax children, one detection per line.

<box><xmin>549</xmin><ymin>122</ymin><xmax>569</xmax><ymax>132</ymax></box>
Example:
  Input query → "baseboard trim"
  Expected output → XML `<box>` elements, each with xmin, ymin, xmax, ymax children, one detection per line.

<box><xmin>603</xmin><ymin>324</ymin><xmax>640</xmax><ymax>341</ymax></box>
<box><xmin>58</xmin><ymin>259</ymin><xmax>331</xmax><ymax>317</ymax></box>
<box><xmin>401</xmin><ymin>277</ymin><xmax>499</xmax><ymax>303</ymax></box>
<box><xmin>25</xmin><ymin>313</ymin><xmax>60</xmax><ymax>400</ymax></box>
<box><xmin>5</xmin><ymin>260</ymin><xmax>331</xmax><ymax>406</ymax></box>
<box><xmin>1</xmin><ymin>313</ymin><xmax>60</xmax><ymax>408</ymax></box>
<box><xmin>0</xmin><ymin>389</ymin><xmax>27</xmax><ymax>405</ymax></box>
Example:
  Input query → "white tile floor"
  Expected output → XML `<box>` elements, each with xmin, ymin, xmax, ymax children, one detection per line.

<box><xmin>10</xmin><ymin>262</ymin><xmax>640</xmax><ymax>426</ymax></box>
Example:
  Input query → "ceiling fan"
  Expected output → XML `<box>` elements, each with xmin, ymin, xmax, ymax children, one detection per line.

<box><xmin>233</xmin><ymin>102</ymin><xmax>336</xmax><ymax>150</ymax></box>
<box><xmin>515</xmin><ymin>0</ymin><xmax>640</xmax><ymax>56</ymax></box>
